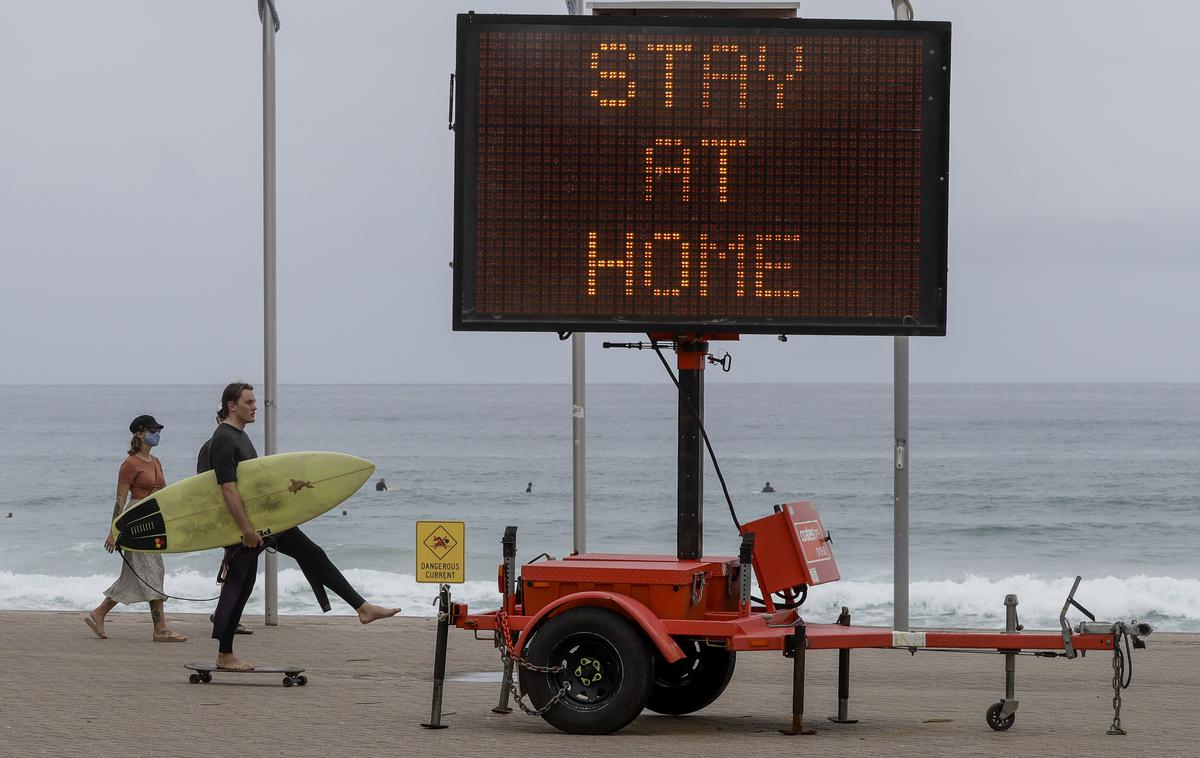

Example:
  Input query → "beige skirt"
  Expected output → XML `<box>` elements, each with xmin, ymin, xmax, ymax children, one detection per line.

<box><xmin>103</xmin><ymin>550</ymin><xmax>167</xmax><ymax>604</ymax></box>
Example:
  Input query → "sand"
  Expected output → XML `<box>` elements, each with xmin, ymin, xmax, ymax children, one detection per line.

<box><xmin>1</xmin><ymin>610</ymin><xmax>1194</xmax><ymax>757</ymax></box>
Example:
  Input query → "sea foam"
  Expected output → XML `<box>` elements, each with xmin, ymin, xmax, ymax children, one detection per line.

<box><xmin>2</xmin><ymin>569</ymin><xmax>1196</xmax><ymax>631</ymax></box>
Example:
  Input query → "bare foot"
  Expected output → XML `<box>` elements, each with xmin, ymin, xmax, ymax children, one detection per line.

<box><xmin>84</xmin><ymin>612</ymin><xmax>107</xmax><ymax>639</ymax></box>
<box><xmin>216</xmin><ymin>652</ymin><xmax>254</xmax><ymax>671</ymax></box>
<box><xmin>356</xmin><ymin>602</ymin><xmax>401</xmax><ymax>624</ymax></box>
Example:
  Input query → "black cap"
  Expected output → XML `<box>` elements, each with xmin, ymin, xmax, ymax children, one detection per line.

<box><xmin>129</xmin><ymin>414</ymin><xmax>164</xmax><ymax>434</ymax></box>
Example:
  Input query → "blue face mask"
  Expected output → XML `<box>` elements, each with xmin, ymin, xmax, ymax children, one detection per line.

<box><xmin>143</xmin><ymin>431</ymin><xmax>161</xmax><ymax>448</ymax></box>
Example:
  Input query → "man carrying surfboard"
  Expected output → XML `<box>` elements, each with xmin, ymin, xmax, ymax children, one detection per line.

<box><xmin>206</xmin><ymin>382</ymin><xmax>400</xmax><ymax>671</ymax></box>
<box><xmin>206</xmin><ymin>383</ymin><xmax>267</xmax><ymax>671</ymax></box>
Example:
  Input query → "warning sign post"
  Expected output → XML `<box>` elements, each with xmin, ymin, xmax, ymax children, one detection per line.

<box><xmin>416</xmin><ymin>521</ymin><xmax>466</xmax><ymax>583</ymax></box>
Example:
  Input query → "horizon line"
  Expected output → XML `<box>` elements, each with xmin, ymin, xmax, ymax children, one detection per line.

<box><xmin>2</xmin><ymin>380</ymin><xmax>1198</xmax><ymax>387</ymax></box>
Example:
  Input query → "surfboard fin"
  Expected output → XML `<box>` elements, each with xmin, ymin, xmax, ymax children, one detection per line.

<box><xmin>114</xmin><ymin>498</ymin><xmax>168</xmax><ymax>551</ymax></box>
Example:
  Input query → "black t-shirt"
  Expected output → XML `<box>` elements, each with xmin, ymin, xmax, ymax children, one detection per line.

<box><xmin>199</xmin><ymin>423</ymin><xmax>258</xmax><ymax>484</ymax></box>
<box><xmin>196</xmin><ymin>441</ymin><xmax>210</xmax><ymax>476</ymax></box>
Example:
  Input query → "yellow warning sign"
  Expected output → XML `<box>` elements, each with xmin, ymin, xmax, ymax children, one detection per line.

<box><xmin>415</xmin><ymin>521</ymin><xmax>466</xmax><ymax>584</ymax></box>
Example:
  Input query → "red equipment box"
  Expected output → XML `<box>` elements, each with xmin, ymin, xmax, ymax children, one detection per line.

<box><xmin>740</xmin><ymin>501</ymin><xmax>840</xmax><ymax>594</ymax></box>
<box><xmin>521</xmin><ymin>556</ymin><xmax>739</xmax><ymax>620</ymax></box>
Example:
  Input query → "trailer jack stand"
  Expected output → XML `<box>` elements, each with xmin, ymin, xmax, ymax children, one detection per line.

<box><xmin>780</xmin><ymin>625</ymin><xmax>816</xmax><ymax>735</ymax></box>
<box><xmin>421</xmin><ymin>584</ymin><xmax>452</xmax><ymax>730</ymax></box>
<box><xmin>491</xmin><ymin>525</ymin><xmax>520</xmax><ymax>714</ymax></box>
<box><xmin>985</xmin><ymin>593</ymin><xmax>1021</xmax><ymax>731</ymax></box>
<box><xmin>827</xmin><ymin>607</ymin><xmax>858</xmax><ymax>724</ymax></box>
<box><xmin>492</xmin><ymin>645</ymin><xmax>515</xmax><ymax>714</ymax></box>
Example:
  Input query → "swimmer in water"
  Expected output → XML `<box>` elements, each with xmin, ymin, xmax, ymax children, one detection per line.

<box><xmin>761</xmin><ymin>481</ymin><xmax>775</xmax><ymax>493</ymax></box>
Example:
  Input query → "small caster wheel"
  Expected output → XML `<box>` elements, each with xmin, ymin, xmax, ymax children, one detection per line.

<box><xmin>986</xmin><ymin>702</ymin><xmax>1015</xmax><ymax>731</ymax></box>
<box><xmin>189</xmin><ymin>673</ymin><xmax>201</xmax><ymax>684</ymax></box>
<box><xmin>296</xmin><ymin>675</ymin><xmax>308</xmax><ymax>686</ymax></box>
<box><xmin>201</xmin><ymin>672</ymin><xmax>212</xmax><ymax>683</ymax></box>
<box><xmin>282</xmin><ymin>677</ymin><xmax>294</xmax><ymax>687</ymax></box>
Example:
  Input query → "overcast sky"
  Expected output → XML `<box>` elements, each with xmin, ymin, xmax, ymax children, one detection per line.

<box><xmin>2</xmin><ymin>1</ymin><xmax>1197</xmax><ymax>384</ymax></box>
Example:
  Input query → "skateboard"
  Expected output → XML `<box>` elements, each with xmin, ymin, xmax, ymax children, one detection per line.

<box><xmin>185</xmin><ymin>661</ymin><xmax>308</xmax><ymax>687</ymax></box>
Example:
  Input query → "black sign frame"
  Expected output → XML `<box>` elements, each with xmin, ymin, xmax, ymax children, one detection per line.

<box><xmin>453</xmin><ymin>13</ymin><xmax>951</xmax><ymax>336</ymax></box>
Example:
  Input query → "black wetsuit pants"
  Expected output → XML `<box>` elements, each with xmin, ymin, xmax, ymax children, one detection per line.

<box><xmin>272</xmin><ymin>527</ymin><xmax>365</xmax><ymax>611</ymax></box>
<box><xmin>211</xmin><ymin>527</ymin><xmax>365</xmax><ymax>653</ymax></box>
<box><xmin>212</xmin><ymin>544</ymin><xmax>262</xmax><ymax>654</ymax></box>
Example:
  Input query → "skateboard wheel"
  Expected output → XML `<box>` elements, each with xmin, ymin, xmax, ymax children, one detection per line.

<box><xmin>297</xmin><ymin>675</ymin><xmax>308</xmax><ymax>686</ymax></box>
<box><xmin>189</xmin><ymin>673</ymin><xmax>201</xmax><ymax>684</ymax></box>
<box><xmin>282</xmin><ymin>677</ymin><xmax>294</xmax><ymax>687</ymax></box>
<box><xmin>201</xmin><ymin>672</ymin><xmax>212</xmax><ymax>683</ymax></box>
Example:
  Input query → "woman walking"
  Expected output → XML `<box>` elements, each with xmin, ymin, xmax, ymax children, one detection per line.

<box><xmin>85</xmin><ymin>414</ymin><xmax>187</xmax><ymax>642</ymax></box>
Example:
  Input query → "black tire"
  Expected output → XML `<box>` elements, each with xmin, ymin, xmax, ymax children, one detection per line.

<box><xmin>646</xmin><ymin>639</ymin><xmax>736</xmax><ymax>715</ymax></box>
<box><xmin>282</xmin><ymin>677</ymin><xmax>293</xmax><ymax>687</ymax></box>
<box><xmin>188</xmin><ymin>673</ymin><xmax>201</xmax><ymax>684</ymax></box>
<box><xmin>201</xmin><ymin>672</ymin><xmax>212</xmax><ymax>683</ymax></box>
<box><xmin>986</xmin><ymin>701</ymin><xmax>1015</xmax><ymax>731</ymax></box>
<box><xmin>518</xmin><ymin>607</ymin><xmax>655</xmax><ymax>734</ymax></box>
<box><xmin>296</xmin><ymin>675</ymin><xmax>308</xmax><ymax>686</ymax></box>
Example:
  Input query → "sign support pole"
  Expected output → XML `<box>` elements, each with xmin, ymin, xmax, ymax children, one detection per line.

<box><xmin>676</xmin><ymin>340</ymin><xmax>706</xmax><ymax>560</ymax></box>
<box><xmin>893</xmin><ymin>336</ymin><xmax>909</xmax><ymax>631</ymax></box>
<box><xmin>892</xmin><ymin>0</ymin><xmax>914</xmax><ymax>635</ymax></box>
<box><xmin>569</xmin><ymin>1</ymin><xmax>586</xmax><ymax>556</ymax></box>
<box><xmin>259</xmin><ymin>0</ymin><xmax>280</xmax><ymax>626</ymax></box>
<box><xmin>572</xmin><ymin>334</ymin><xmax>586</xmax><ymax>554</ymax></box>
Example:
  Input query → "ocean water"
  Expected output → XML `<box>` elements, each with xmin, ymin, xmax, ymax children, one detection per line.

<box><xmin>1</xmin><ymin>383</ymin><xmax>1197</xmax><ymax>631</ymax></box>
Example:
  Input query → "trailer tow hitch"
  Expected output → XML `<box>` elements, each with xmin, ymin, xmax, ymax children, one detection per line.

<box><xmin>1059</xmin><ymin>576</ymin><xmax>1153</xmax><ymax>735</ymax></box>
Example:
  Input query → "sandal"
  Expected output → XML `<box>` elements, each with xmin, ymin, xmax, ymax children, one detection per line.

<box><xmin>153</xmin><ymin>630</ymin><xmax>188</xmax><ymax>642</ymax></box>
<box><xmin>84</xmin><ymin>613</ymin><xmax>107</xmax><ymax>639</ymax></box>
<box><xmin>209</xmin><ymin>614</ymin><xmax>253</xmax><ymax>634</ymax></box>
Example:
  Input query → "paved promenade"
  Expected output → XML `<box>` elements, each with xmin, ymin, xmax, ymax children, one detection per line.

<box><xmin>1</xmin><ymin>610</ymin><xmax>1194</xmax><ymax>757</ymax></box>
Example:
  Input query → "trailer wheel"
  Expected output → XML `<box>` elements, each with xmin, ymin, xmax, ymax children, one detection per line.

<box><xmin>519</xmin><ymin>607</ymin><xmax>655</xmax><ymax>734</ymax></box>
<box><xmin>646</xmin><ymin>639</ymin><xmax>736</xmax><ymax>715</ymax></box>
<box><xmin>986</xmin><ymin>701</ymin><xmax>1016</xmax><ymax>731</ymax></box>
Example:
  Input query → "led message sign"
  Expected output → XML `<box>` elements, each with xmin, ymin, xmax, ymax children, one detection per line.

<box><xmin>453</xmin><ymin>14</ymin><xmax>951</xmax><ymax>335</ymax></box>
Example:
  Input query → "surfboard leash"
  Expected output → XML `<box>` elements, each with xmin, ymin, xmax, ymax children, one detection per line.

<box><xmin>115</xmin><ymin>538</ymin><xmax>278</xmax><ymax>603</ymax></box>
<box><xmin>116</xmin><ymin>550</ymin><xmax>223</xmax><ymax>602</ymax></box>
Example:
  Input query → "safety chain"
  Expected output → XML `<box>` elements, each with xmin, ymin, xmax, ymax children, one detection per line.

<box><xmin>1107</xmin><ymin>636</ymin><xmax>1126</xmax><ymax>735</ymax></box>
<box><xmin>495</xmin><ymin>610</ymin><xmax>571</xmax><ymax>717</ymax></box>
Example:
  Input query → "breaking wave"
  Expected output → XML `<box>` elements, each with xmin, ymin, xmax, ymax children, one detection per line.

<box><xmin>1</xmin><ymin>570</ymin><xmax>1196</xmax><ymax>631</ymax></box>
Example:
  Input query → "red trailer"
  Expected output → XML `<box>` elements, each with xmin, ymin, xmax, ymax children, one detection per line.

<box><xmin>421</xmin><ymin>340</ymin><xmax>1152</xmax><ymax>737</ymax></box>
<box><xmin>427</xmin><ymin>12</ymin><xmax>1151</xmax><ymax>738</ymax></box>
<box><xmin>431</xmin><ymin>503</ymin><xmax>1148</xmax><ymax>735</ymax></box>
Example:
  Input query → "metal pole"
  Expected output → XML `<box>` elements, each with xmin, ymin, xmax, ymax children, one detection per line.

<box><xmin>568</xmin><ymin>4</ymin><xmax>587</xmax><ymax>557</ymax></box>
<box><xmin>891</xmin><ymin>0</ymin><xmax>914</xmax><ymax>634</ymax></box>
<box><xmin>420</xmin><ymin>584</ymin><xmax>452</xmax><ymax>729</ymax></box>
<box><xmin>1004</xmin><ymin>594</ymin><xmax>1018</xmax><ymax>703</ymax></box>
<box><xmin>572</xmin><ymin>335</ymin><xmax>586</xmax><ymax>554</ymax></box>
<box><xmin>828</xmin><ymin>606</ymin><xmax>858</xmax><ymax>723</ymax></box>
<box><xmin>493</xmin><ymin>526</ymin><xmax>518</xmax><ymax>714</ymax></box>
<box><xmin>780</xmin><ymin>626</ymin><xmax>815</xmax><ymax>735</ymax></box>
<box><xmin>893</xmin><ymin>336</ymin><xmax>909</xmax><ymax>631</ymax></box>
<box><xmin>677</xmin><ymin>341</ymin><xmax>705</xmax><ymax>560</ymax></box>
<box><xmin>260</xmin><ymin>0</ymin><xmax>279</xmax><ymax>626</ymax></box>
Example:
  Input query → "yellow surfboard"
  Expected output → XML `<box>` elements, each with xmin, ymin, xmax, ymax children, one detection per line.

<box><xmin>111</xmin><ymin>451</ymin><xmax>375</xmax><ymax>553</ymax></box>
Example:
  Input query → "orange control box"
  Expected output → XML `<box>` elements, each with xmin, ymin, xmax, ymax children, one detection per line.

<box><xmin>520</xmin><ymin>556</ymin><xmax>739</xmax><ymax>620</ymax></box>
<box><xmin>739</xmin><ymin>501</ymin><xmax>840</xmax><ymax>594</ymax></box>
